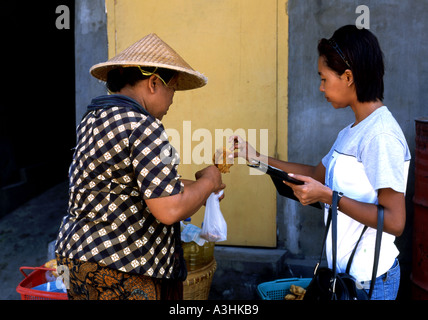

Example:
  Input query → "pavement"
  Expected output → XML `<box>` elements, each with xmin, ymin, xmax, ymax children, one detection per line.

<box><xmin>0</xmin><ymin>180</ymin><xmax>68</xmax><ymax>300</ymax></box>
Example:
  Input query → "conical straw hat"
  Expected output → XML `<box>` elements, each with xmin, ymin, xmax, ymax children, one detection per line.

<box><xmin>90</xmin><ymin>33</ymin><xmax>207</xmax><ymax>91</ymax></box>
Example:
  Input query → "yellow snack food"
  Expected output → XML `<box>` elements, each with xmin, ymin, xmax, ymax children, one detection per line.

<box><xmin>44</xmin><ymin>259</ymin><xmax>57</xmax><ymax>269</ymax></box>
<box><xmin>213</xmin><ymin>147</ymin><xmax>233</xmax><ymax>173</ymax></box>
<box><xmin>44</xmin><ymin>259</ymin><xmax>58</xmax><ymax>277</ymax></box>
<box><xmin>284</xmin><ymin>285</ymin><xmax>306</xmax><ymax>300</ymax></box>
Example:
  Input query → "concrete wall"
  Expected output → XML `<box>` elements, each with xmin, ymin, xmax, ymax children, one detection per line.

<box><xmin>74</xmin><ymin>0</ymin><xmax>108</xmax><ymax>126</ymax></box>
<box><xmin>284</xmin><ymin>0</ymin><xmax>428</xmax><ymax>290</ymax></box>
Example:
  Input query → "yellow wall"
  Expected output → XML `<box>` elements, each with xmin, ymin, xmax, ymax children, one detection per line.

<box><xmin>105</xmin><ymin>0</ymin><xmax>288</xmax><ymax>247</ymax></box>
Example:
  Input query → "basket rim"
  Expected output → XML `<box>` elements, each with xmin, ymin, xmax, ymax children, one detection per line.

<box><xmin>257</xmin><ymin>277</ymin><xmax>312</xmax><ymax>300</ymax></box>
<box><xmin>184</xmin><ymin>259</ymin><xmax>217</xmax><ymax>286</ymax></box>
<box><xmin>16</xmin><ymin>266</ymin><xmax>68</xmax><ymax>300</ymax></box>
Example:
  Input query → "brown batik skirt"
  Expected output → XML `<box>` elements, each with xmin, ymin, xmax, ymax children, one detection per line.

<box><xmin>56</xmin><ymin>255</ymin><xmax>183</xmax><ymax>300</ymax></box>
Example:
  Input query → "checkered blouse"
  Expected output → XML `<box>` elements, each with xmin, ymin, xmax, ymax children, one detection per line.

<box><xmin>55</xmin><ymin>97</ymin><xmax>184</xmax><ymax>278</ymax></box>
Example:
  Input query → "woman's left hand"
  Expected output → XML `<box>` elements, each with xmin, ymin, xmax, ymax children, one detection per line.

<box><xmin>283</xmin><ymin>173</ymin><xmax>332</xmax><ymax>206</ymax></box>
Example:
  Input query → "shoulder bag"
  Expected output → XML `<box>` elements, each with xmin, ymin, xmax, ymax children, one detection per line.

<box><xmin>304</xmin><ymin>191</ymin><xmax>384</xmax><ymax>300</ymax></box>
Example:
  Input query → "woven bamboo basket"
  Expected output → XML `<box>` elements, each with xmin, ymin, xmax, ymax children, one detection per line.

<box><xmin>183</xmin><ymin>258</ymin><xmax>217</xmax><ymax>300</ymax></box>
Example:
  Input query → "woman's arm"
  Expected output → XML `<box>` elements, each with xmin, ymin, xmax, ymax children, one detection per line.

<box><xmin>229</xmin><ymin>134</ymin><xmax>405</xmax><ymax>236</ymax></box>
<box><xmin>229</xmin><ymin>135</ymin><xmax>326</xmax><ymax>183</ymax></box>
<box><xmin>268</xmin><ymin>158</ymin><xmax>326</xmax><ymax>184</ymax></box>
<box><xmin>336</xmin><ymin>187</ymin><xmax>405</xmax><ymax>237</ymax></box>
<box><xmin>145</xmin><ymin>165</ymin><xmax>225</xmax><ymax>225</ymax></box>
<box><xmin>283</xmin><ymin>174</ymin><xmax>406</xmax><ymax>237</ymax></box>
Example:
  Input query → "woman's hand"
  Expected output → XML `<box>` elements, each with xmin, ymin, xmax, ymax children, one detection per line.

<box><xmin>195</xmin><ymin>165</ymin><xmax>226</xmax><ymax>200</ymax></box>
<box><xmin>283</xmin><ymin>175</ymin><xmax>406</xmax><ymax>237</ymax></box>
<box><xmin>228</xmin><ymin>135</ymin><xmax>259</xmax><ymax>162</ymax></box>
<box><xmin>146</xmin><ymin>166</ymin><xmax>226</xmax><ymax>225</ymax></box>
<box><xmin>283</xmin><ymin>173</ymin><xmax>332</xmax><ymax>206</ymax></box>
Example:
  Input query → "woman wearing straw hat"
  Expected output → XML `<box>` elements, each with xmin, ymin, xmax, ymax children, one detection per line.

<box><xmin>55</xmin><ymin>33</ymin><xmax>224</xmax><ymax>300</ymax></box>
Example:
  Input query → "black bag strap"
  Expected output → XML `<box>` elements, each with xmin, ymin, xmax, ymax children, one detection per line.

<box><xmin>313</xmin><ymin>209</ymin><xmax>331</xmax><ymax>273</ymax></box>
<box><xmin>344</xmin><ymin>203</ymin><xmax>384</xmax><ymax>298</ymax></box>
<box><xmin>316</xmin><ymin>191</ymin><xmax>384</xmax><ymax>299</ymax></box>
<box><xmin>369</xmin><ymin>204</ymin><xmax>384</xmax><ymax>298</ymax></box>
<box><xmin>331</xmin><ymin>191</ymin><xmax>338</xmax><ymax>278</ymax></box>
<box><xmin>345</xmin><ymin>226</ymin><xmax>368</xmax><ymax>273</ymax></box>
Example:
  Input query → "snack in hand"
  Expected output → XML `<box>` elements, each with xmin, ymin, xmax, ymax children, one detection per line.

<box><xmin>213</xmin><ymin>147</ymin><xmax>233</xmax><ymax>173</ymax></box>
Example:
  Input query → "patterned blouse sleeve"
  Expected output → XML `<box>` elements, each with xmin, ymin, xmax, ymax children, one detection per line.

<box><xmin>130</xmin><ymin>116</ymin><xmax>184</xmax><ymax>200</ymax></box>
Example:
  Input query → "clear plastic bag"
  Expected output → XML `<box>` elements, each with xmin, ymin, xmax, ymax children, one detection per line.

<box><xmin>200</xmin><ymin>190</ymin><xmax>227</xmax><ymax>242</ymax></box>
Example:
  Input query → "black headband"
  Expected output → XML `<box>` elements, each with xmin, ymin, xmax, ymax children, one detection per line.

<box><xmin>328</xmin><ymin>38</ymin><xmax>351</xmax><ymax>69</ymax></box>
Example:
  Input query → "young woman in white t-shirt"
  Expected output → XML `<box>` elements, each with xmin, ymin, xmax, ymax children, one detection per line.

<box><xmin>230</xmin><ymin>25</ymin><xmax>410</xmax><ymax>300</ymax></box>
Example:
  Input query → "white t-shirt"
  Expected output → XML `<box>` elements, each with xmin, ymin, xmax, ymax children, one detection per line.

<box><xmin>322</xmin><ymin>106</ymin><xmax>411</xmax><ymax>282</ymax></box>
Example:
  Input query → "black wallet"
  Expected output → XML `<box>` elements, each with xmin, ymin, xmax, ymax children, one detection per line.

<box><xmin>247</xmin><ymin>160</ymin><xmax>322</xmax><ymax>209</ymax></box>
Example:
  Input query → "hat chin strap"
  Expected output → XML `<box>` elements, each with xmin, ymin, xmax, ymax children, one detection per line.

<box><xmin>138</xmin><ymin>66</ymin><xmax>168</xmax><ymax>87</ymax></box>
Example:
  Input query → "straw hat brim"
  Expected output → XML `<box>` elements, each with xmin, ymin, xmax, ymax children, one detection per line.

<box><xmin>90</xmin><ymin>61</ymin><xmax>207</xmax><ymax>91</ymax></box>
<box><xmin>89</xmin><ymin>33</ymin><xmax>208</xmax><ymax>91</ymax></box>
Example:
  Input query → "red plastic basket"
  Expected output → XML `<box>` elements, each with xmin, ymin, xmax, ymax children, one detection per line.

<box><xmin>16</xmin><ymin>266</ymin><xmax>68</xmax><ymax>300</ymax></box>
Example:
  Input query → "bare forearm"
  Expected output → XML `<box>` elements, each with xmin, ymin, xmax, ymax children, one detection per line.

<box><xmin>146</xmin><ymin>177</ymin><xmax>214</xmax><ymax>225</ymax></box>
<box><xmin>283</xmin><ymin>175</ymin><xmax>405</xmax><ymax>237</ymax></box>
<box><xmin>266</xmin><ymin>157</ymin><xmax>325</xmax><ymax>183</ymax></box>
<box><xmin>145</xmin><ymin>166</ymin><xmax>223</xmax><ymax>225</ymax></box>
<box><xmin>267</xmin><ymin>157</ymin><xmax>315</xmax><ymax>176</ymax></box>
<box><xmin>337</xmin><ymin>189</ymin><xmax>405</xmax><ymax>236</ymax></box>
<box><xmin>318</xmin><ymin>185</ymin><xmax>405</xmax><ymax>236</ymax></box>
<box><xmin>178</xmin><ymin>178</ymin><xmax>214</xmax><ymax>218</ymax></box>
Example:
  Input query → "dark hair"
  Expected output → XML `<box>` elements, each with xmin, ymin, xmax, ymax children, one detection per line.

<box><xmin>318</xmin><ymin>25</ymin><xmax>385</xmax><ymax>102</ymax></box>
<box><xmin>106</xmin><ymin>67</ymin><xmax>177</xmax><ymax>92</ymax></box>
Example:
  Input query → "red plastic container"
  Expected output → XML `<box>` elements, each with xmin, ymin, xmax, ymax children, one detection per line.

<box><xmin>16</xmin><ymin>266</ymin><xmax>68</xmax><ymax>300</ymax></box>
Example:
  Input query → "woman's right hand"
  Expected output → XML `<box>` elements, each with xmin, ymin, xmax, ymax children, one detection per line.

<box><xmin>228</xmin><ymin>135</ymin><xmax>259</xmax><ymax>163</ymax></box>
<box><xmin>195</xmin><ymin>165</ymin><xmax>225</xmax><ymax>194</ymax></box>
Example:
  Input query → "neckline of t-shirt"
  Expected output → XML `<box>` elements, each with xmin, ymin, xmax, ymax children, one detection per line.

<box><xmin>349</xmin><ymin>105</ymin><xmax>387</xmax><ymax>130</ymax></box>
